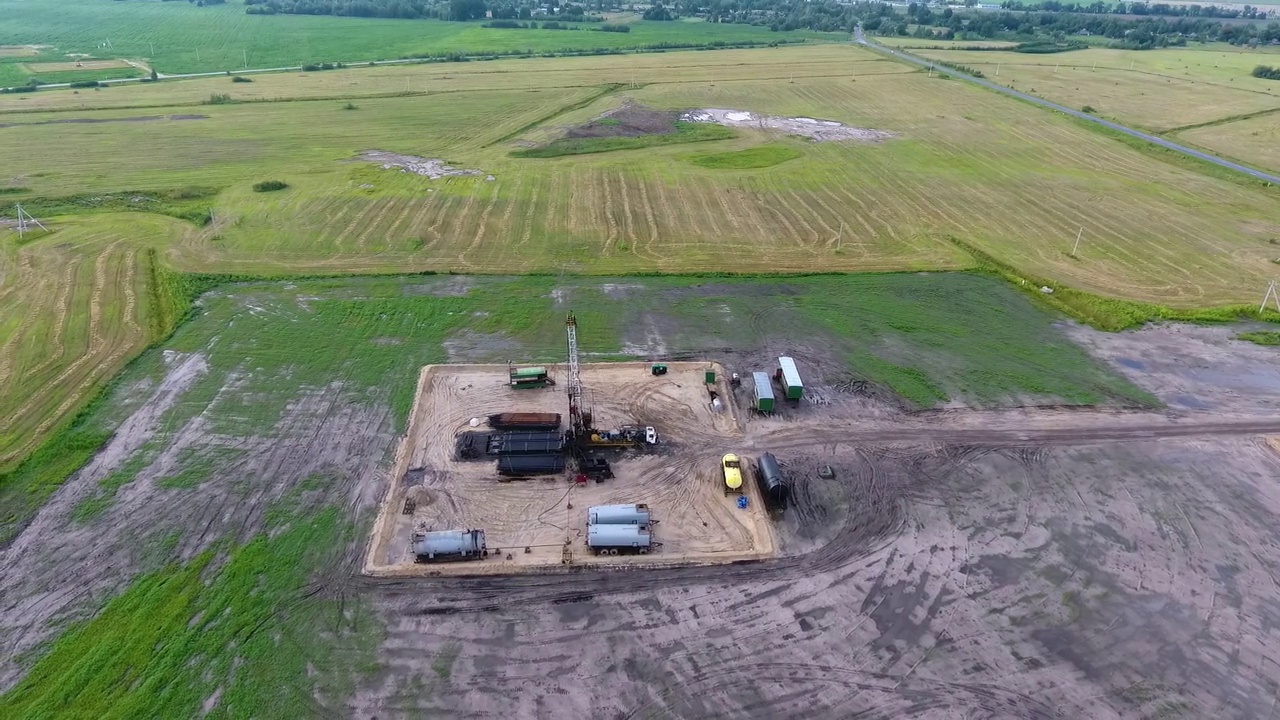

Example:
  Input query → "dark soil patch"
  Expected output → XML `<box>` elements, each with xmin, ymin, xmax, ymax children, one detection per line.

<box><xmin>0</xmin><ymin>114</ymin><xmax>207</xmax><ymax>129</ymax></box>
<box><xmin>565</xmin><ymin>104</ymin><xmax>679</xmax><ymax>139</ymax></box>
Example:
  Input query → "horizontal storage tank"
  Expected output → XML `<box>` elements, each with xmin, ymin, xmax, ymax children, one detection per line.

<box><xmin>413</xmin><ymin>529</ymin><xmax>487</xmax><ymax>562</ymax></box>
<box><xmin>488</xmin><ymin>412</ymin><xmax>562</xmax><ymax>430</ymax></box>
<box><xmin>588</xmin><ymin>503</ymin><xmax>652</xmax><ymax>526</ymax></box>
<box><xmin>755</xmin><ymin>452</ymin><xmax>791</xmax><ymax>510</ymax></box>
<box><xmin>497</xmin><ymin>454</ymin><xmax>566</xmax><ymax>476</ymax></box>
<box><xmin>587</xmin><ymin>524</ymin><xmax>652</xmax><ymax>551</ymax></box>
<box><xmin>488</xmin><ymin>431</ymin><xmax>566</xmax><ymax>455</ymax></box>
<box><xmin>777</xmin><ymin>357</ymin><xmax>804</xmax><ymax>400</ymax></box>
<box><xmin>752</xmin><ymin>372</ymin><xmax>775</xmax><ymax>412</ymax></box>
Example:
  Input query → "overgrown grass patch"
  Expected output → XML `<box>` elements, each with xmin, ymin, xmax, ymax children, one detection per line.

<box><xmin>686</xmin><ymin>143</ymin><xmax>802</xmax><ymax>169</ymax></box>
<box><xmin>0</xmin><ymin>500</ymin><xmax>381</xmax><ymax>718</ymax></box>
<box><xmin>1239</xmin><ymin>330</ymin><xmax>1280</xmax><ymax>346</ymax></box>
<box><xmin>512</xmin><ymin>121</ymin><xmax>735</xmax><ymax>157</ymax></box>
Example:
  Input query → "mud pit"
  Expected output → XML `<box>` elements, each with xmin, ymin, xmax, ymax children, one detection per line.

<box><xmin>681</xmin><ymin>108</ymin><xmax>896</xmax><ymax>142</ymax></box>
<box><xmin>366</xmin><ymin>362</ymin><xmax>777</xmax><ymax>576</ymax></box>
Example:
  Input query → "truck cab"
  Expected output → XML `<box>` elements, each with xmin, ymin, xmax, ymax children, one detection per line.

<box><xmin>722</xmin><ymin>453</ymin><xmax>743</xmax><ymax>495</ymax></box>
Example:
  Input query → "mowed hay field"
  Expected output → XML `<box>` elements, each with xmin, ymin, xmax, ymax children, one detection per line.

<box><xmin>0</xmin><ymin>217</ymin><xmax>187</xmax><ymax>468</ymax></box>
<box><xmin>1178</xmin><ymin>112</ymin><xmax>1280</xmax><ymax>176</ymax></box>
<box><xmin>915</xmin><ymin>46</ymin><xmax>1280</xmax><ymax>133</ymax></box>
<box><xmin>4</xmin><ymin>43</ymin><xmax>1280</xmax><ymax>468</ymax></box>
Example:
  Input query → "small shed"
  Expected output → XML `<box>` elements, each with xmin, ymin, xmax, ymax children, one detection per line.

<box><xmin>752</xmin><ymin>371</ymin><xmax>775</xmax><ymax>412</ymax></box>
<box><xmin>776</xmin><ymin>356</ymin><xmax>804</xmax><ymax>400</ymax></box>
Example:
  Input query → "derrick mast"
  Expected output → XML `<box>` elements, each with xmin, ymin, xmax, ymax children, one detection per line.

<box><xmin>565</xmin><ymin>312</ymin><xmax>587</xmax><ymax>435</ymax></box>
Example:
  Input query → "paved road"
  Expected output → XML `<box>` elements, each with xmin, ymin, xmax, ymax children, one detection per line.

<box><xmin>854</xmin><ymin>27</ymin><xmax>1280</xmax><ymax>186</ymax></box>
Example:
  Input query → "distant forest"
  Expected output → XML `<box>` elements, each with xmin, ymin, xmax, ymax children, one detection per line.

<box><xmin>234</xmin><ymin>0</ymin><xmax>1280</xmax><ymax>50</ymax></box>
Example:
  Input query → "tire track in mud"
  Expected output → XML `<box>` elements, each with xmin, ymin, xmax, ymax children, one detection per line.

<box><xmin>364</xmin><ymin>414</ymin><xmax>1280</xmax><ymax>609</ymax></box>
<box><xmin>617</xmin><ymin>660</ymin><xmax>1063</xmax><ymax>720</ymax></box>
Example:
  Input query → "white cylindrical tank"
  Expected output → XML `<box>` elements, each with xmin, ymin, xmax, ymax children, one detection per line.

<box><xmin>412</xmin><ymin>529</ymin><xmax>487</xmax><ymax>562</ymax></box>
<box><xmin>588</xmin><ymin>503</ymin><xmax>652</xmax><ymax>526</ymax></box>
<box><xmin>587</xmin><ymin>524</ymin><xmax>652</xmax><ymax>550</ymax></box>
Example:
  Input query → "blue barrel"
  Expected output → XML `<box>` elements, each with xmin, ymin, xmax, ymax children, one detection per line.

<box><xmin>737</xmin><ymin>496</ymin><xmax>749</xmax><ymax>509</ymax></box>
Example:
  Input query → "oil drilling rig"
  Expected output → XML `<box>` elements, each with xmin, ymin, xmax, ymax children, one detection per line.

<box><xmin>565</xmin><ymin>312</ymin><xmax>656</xmax><ymax>457</ymax></box>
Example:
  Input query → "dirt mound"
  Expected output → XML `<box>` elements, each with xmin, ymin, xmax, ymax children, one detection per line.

<box><xmin>681</xmin><ymin>108</ymin><xmax>895</xmax><ymax>142</ymax></box>
<box><xmin>565</xmin><ymin>104</ymin><xmax>680</xmax><ymax>139</ymax></box>
<box><xmin>357</xmin><ymin>150</ymin><xmax>488</xmax><ymax>180</ymax></box>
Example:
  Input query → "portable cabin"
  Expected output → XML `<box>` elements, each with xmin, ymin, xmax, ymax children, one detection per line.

<box><xmin>776</xmin><ymin>356</ymin><xmax>804</xmax><ymax>400</ymax></box>
<box><xmin>588</xmin><ymin>503</ymin><xmax>652</xmax><ymax>526</ymax></box>
<box><xmin>752</xmin><ymin>372</ymin><xmax>775</xmax><ymax>412</ymax></box>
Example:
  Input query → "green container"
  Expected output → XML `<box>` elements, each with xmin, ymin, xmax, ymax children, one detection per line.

<box><xmin>705</xmin><ymin>370</ymin><xmax>716</xmax><ymax>384</ymax></box>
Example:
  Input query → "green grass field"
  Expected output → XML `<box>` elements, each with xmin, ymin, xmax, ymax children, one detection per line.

<box><xmin>4</xmin><ymin>43</ymin><xmax>1280</xmax><ymax>467</ymax></box>
<box><xmin>0</xmin><ymin>0</ymin><xmax>834</xmax><ymax>82</ymax></box>
<box><xmin>0</xmin><ymin>270</ymin><xmax>1149</xmax><ymax>714</ymax></box>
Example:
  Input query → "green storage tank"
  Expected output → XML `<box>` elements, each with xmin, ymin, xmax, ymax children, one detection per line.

<box><xmin>705</xmin><ymin>369</ymin><xmax>716</xmax><ymax>384</ymax></box>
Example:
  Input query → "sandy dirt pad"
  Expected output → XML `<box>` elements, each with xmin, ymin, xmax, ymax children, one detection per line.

<box><xmin>0</xmin><ymin>357</ymin><xmax>394</xmax><ymax>692</ymax></box>
<box><xmin>356</xmin><ymin>150</ymin><xmax>489</xmax><ymax>180</ymax></box>
<box><xmin>364</xmin><ymin>362</ymin><xmax>771</xmax><ymax>576</ymax></box>
<box><xmin>25</xmin><ymin>59</ymin><xmax>132</xmax><ymax>72</ymax></box>
<box><xmin>361</xmin><ymin>437</ymin><xmax>1280</xmax><ymax>719</ymax></box>
<box><xmin>681</xmin><ymin>108</ymin><xmax>896</xmax><ymax>142</ymax></box>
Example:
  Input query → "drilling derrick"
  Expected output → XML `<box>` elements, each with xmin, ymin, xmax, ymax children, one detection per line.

<box><xmin>565</xmin><ymin>312</ymin><xmax>587</xmax><ymax>436</ymax></box>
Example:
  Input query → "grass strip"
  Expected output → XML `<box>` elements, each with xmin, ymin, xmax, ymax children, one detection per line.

<box><xmin>686</xmin><ymin>143</ymin><xmax>802</xmax><ymax>169</ymax></box>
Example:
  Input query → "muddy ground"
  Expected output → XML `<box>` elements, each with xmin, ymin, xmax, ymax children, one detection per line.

<box><xmin>565</xmin><ymin>103</ymin><xmax>680</xmax><ymax>139</ymax></box>
<box><xmin>6</xmin><ymin>281</ymin><xmax>1280</xmax><ymax>719</ymax></box>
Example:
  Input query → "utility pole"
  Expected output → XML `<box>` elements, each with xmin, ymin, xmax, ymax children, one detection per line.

<box><xmin>243</xmin><ymin>49</ymin><xmax>248</xmax><ymax>68</ymax></box>
<box><xmin>1262</xmin><ymin>281</ymin><xmax>1280</xmax><ymax>314</ymax></box>
<box><xmin>149</xmin><ymin>42</ymin><xmax>155</xmax><ymax>57</ymax></box>
<box><xmin>836</xmin><ymin>221</ymin><xmax>845</xmax><ymax>252</ymax></box>
<box><xmin>13</xmin><ymin>204</ymin><xmax>49</xmax><ymax>241</ymax></box>
<box><xmin>1071</xmin><ymin>226</ymin><xmax>1083</xmax><ymax>257</ymax></box>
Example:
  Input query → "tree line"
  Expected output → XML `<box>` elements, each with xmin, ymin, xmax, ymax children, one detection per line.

<box><xmin>1000</xmin><ymin>2</ymin><xmax>1272</xmax><ymax>20</ymax></box>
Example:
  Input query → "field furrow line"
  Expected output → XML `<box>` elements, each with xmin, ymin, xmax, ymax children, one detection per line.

<box><xmin>545</xmin><ymin>171</ymin><xmax>565</xmax><ymax>241</ymax></box>
<box><xmin>618</xmin><ymin>173</ymin><xmax>638</xmax><ymax>256</ymax></box>
<box><xmin>333</xmin><ymin>199</ymin><xmax>385</xmax><ymax>252</ymax></box>
<box><xmin>670</xmin><ymin>176</ymin><xmax>702</xmax><ymax>241</ymax></box>
<box><xmin>15</xmin><ymin>253</ymin><xmax>83</xmax><ymax>384</ymax></box>
<box><xmin>497</xmin><ymin>176</ymin><xmax>522</xmax><ymax>249</ymax></box>
<box><xmin>566</xmin><ymin>169</ymin><xmax>582</xmax><ymax>238</ymax></box>
<box><xmin>0</xmin><ymin>241</ymin><xmax>122</xmax><ymax>433</ymax></box>
<box><xmin>600</xmin><ymin>169</ymin><xmax>620</xmax><ymax>255</ymax></box>
<box><xmin>421</xmin><ymin>194</ymin><xmax>455</xmax><ymax>250</ymax></box>
<box><xmin>769</xmin><ymin>185</ymin><xmax>820</xmax><ymax>250</ymax></box>
<box><xmin>792</xmin><ymin>189</ymin><xmax>842</xmax><ymax>249</ymax></box>
<box><xmin>459</xmin><ymin>182</ymin><xmax>500</xmax><ymax>267</ymax></box>
<box><xmin>635</xmin><ymin>176</ymin><xmax>663</xmax><ymax>262</ymax></box>
<box><xmin>0</xmin><ymin>253</ymin><xmax>52</xmax><ymax>389</ymax></box>
<box><xmin>354</xmin><ymin>199</ymin><xmax>402</xmax><ymax>253</ymax></box>
<box><xmin>448</xmin><ymin>185</ymin><xmax>482</xmax><ymax>257</ymax></box>
<box><xmin>711</xmin><ymin>182</ymin><xmax>748</xmax><ymax>240</ymax></box>
<box><xmin>516</xmin><ymin>180</ymin><xmax>541</xmax><ymax>249</ymax></box>
<box><xmin>120</xmin><ymin>248</ymin><xmax>141</xmax><ymax>339</ymax></box>
<box><xmin>823</xmin><ymin>185</ymin><xmax>885</xmax><ymax>248</ymax></box>
<box><xmin>381</xmin><ymin>197</ymin><xmax>421</xmax><ymax>250</ymax></box>
<box><xmin>651</xmin><ymin>178</ymin><xmax>681</xmax><ymax>247</ymax></box>
<box><xmin>725</xmin><ymin>186</ymin><xmax>772</xmax><ymax>247</ymax></box>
